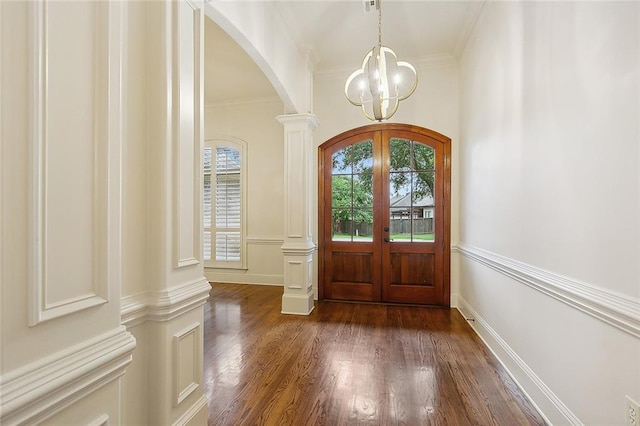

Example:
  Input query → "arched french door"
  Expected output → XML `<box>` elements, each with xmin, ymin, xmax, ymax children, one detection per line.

<box><xmin>318</xmin><ymin>124</ymin><xmax>451</xmax><ymax>306</ymax></box>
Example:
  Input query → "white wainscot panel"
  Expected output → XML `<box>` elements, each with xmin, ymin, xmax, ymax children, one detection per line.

<box><xmin>285</xmin><ymin>260</ymin><xmax>303</xmax><ymax>290</ymax></box>
<box><xmin>173</xmin><ymin>322</ymin><xmax>202</xmax><ymax>406</ymax></box>
<box><xmin>28</xmin><ymin>0</ymin><xmax>118</xmax><ymax>325</ymax></box>
<box><xmin>173</xmin><ymin>0</ymin><xmax>203</xmax><ymax>269</ymax></box>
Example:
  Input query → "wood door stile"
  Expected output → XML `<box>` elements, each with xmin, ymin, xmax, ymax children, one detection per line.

<box><xmin>321</xmin><ymin>130</ymin><xmax>382</xmax><ymax>302</ymax></box>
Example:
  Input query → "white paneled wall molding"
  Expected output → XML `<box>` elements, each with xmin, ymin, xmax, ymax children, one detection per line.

<box><xmin>278</xmin><ymin>113</ymin><xmax>319</xmax><ymax>315</ymax></box>
<box><xmin>456</xmin><ymin>296</ymin><xmax>577</xmax><ymax>425</ymax></box>
<box><xmin>172</xmin><ymin>0</ymin><xmax>203</xmax><ymax>270</ymax></box>
<box><xmin>0</xmin><ymin>327</ymin><xmax>136</xmax><ymax>425</ymax></box>
<box><xmin>146</xmin><ymin>278</ymin><xmax>211</xmax><ymax>322</ymax></box>
<box><xmin>174</xmin><ymin>396</ymin><xmax>209</xmax><ymax>426</ymax></box>
<box><xmin>121</xmin><ymin>292</ymin><xmax>148</xmax><ymax>328</ymax></box>
<box><xmin>120</xmin><ymin>278</ymin><xmax>211</xmax><ymax>326</ymax></box>
<box><xmin>27</xmin><ymin>0</ymin><xmax>121</xmax><ymax>326</ymax></box>
<box><xmin>454</xmin><ymin>243</ymin><xmax>640</xmax><ymax>339</ymax></box>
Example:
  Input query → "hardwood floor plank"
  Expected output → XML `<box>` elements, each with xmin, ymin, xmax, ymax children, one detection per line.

<box><xmin>204</xmin><ymin>283</ymin><xmax>546</xmax><ymax>426</ymax></box>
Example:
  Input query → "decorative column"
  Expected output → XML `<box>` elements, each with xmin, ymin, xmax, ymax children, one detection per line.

<box><xmin>277</xmin><ymin>113</ymin><xmax>320</xmax><ymax>315</ymax></box>
<box><xmin>138</xmin><ymin>1</ymin><xmax>210</xmax><ymax>424</ymax></box>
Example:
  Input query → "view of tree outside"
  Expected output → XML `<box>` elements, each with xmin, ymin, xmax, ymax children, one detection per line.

<box><xmin>331</xmin><ymin>138</ymin><xmax>436</xmax><ymax>242</ymax></box>
<box><xmin>389</xmin><ymin>138</ymin><xmax>434</xmax><ymax>201</ymax></box>
<box><xmin>331</xmin><ymin>140</ymin><xmax>374</xmax><ymax>241</ymax></box>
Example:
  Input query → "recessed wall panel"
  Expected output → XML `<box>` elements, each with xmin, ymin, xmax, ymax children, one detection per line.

<box><xmin>173</xmin><ymin>322</ymin><xmax>201</xmax><ymax>406</ymax></box>
<box><xmin>28</xmin><ymin>1</ymin><xmax>113</xmax><ymax>325</ymax></box>
<box><xmin>286</xmin><ymin>130</ymin><xmax>304</xmax><ymax>238</ymax></box>
<box><xmin>45</xmin><ymin>2</ymin><xmax>99</xmax><ymax>304</ymax></box>
<box><xmin>173</xmin><ymin>0</ymin><xmax>202</xmax><ymax>268</ymax></box>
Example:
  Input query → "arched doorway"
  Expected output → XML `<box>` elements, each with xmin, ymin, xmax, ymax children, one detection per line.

<box><xmin>318</xmin><ymin>124</ymin><xmax>451</xmax><ymax>306</ymax></box>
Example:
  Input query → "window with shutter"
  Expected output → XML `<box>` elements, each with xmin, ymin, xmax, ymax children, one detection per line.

<box><xmin>203</xmin><ymin>138</ymin><xmax>246</xmax><ymax>268</ymax></box>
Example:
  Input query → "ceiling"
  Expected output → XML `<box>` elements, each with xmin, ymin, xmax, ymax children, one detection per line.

<box><xmin>204</xmin><ymin>0</ymin><xmax>483</xmax><ymax>105</ymax></box>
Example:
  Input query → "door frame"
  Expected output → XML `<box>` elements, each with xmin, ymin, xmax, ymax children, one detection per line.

<box><xmin>318</xmin><ymin>123</ymin><xmax>451</xmax><ymax>305</ymax></box>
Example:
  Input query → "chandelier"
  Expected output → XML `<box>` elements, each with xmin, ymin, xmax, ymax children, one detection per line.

<box><xmin>345</xmin><ymin>0</ymin><xmax>418</xmax><ymax>121</ymax></box>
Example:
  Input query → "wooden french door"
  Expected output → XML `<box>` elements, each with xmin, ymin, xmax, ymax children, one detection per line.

<box><xmin>319</xmin><ymin>124</ymin><xmax>451</xmax><ymax>306</ymax></box>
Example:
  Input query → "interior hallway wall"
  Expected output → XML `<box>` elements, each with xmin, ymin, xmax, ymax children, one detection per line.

<box><xmin>0</xmin><ymin>2</ymin><xmax>136</xmax><ymax>423</ymax></box>
<box><xmin>204</xmin><ymin>100</ymin><xmax>287</xmax><ymax>286</ymax></box>
<box><xmin>120</xmin><ymin>1</ymin><xmax>149</xmax><ymax>422</ymax></box>
<box><xmin>313</xmin><ymin>60</ymin><xmax>461</xmax><ymax>301</ymax></box>
<box><xmin>457</xmin><ymin>1</ymin><xmax>640</xmax><ymax>423</ymax></box>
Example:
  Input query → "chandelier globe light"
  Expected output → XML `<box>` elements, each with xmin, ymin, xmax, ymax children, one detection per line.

<box><xmin>345</xmin><ymin>0</ymin><xmax>418</xmax><ymax>121</ymax></box>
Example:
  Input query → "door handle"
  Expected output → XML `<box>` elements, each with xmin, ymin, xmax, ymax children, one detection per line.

<box><xmin>384</xmin><ymin>237</ymin><xmax>390</xmax><ymax>242</ymax></box>
<box><xmin>383</xmin><ymin>227</ymin><xmax>389</xmax><ymax>232</ymax></box>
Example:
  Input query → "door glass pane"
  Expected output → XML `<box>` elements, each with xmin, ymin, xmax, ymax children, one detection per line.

<box><xmin>351</xmin><ymin>140</ymin><xmax>373</xmax><ymax>173</ymax></box>
<box><xmin>331</xmin><ymin>140</ymin><xmax>374</xmax><ymax>242</ymax></box>
<box><xmin>353</xmin><ymin>208</ymin><xmax>373</xmax><ymax>241</ymax></box>
<box><xmin>389</xmin><ymin>183</ymin><xmax>411</xmax><ymax>242</ymax></box>
<box><xmin>390</xmin><ymin>138</ymin><xmax>411</xmax><ymax>172</ymax></box>
<box><xmin>389</xmin><ymin>140</ymin><xmax>435</xmax><ymax>242</ymax></box>
<box><xmin>332</xmin><ymin>175</ymin><xmax>352</xmax><ymax>208</ymax></box>
<box><xmin>353</xmin><ymin>173</ymin><xmax>373</xmax><ymax>208</ymax></box>
<box><xmin>412</xmin><ymin>143</ymin><xmax>435</xmax><ymax>171</ymax></box>
<box><xmin>332</xmin><ymin>149</ymin><xmax>351</xmax><ymax>174</ymax></box>
<box><xmin>332</xmin><ymin>208</ymin><xmax>351</xmax><ymax>241</ymax></box>
<box><xmin>412</xmin><ymin>172</ymin><xmax>435</xmax><ymax>242</ymax></box>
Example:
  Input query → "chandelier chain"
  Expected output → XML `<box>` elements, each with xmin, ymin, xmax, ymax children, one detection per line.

<box><xmin>377</xmin><ymin>1</ymin><xmax>382</xmax><ymax>47</ymax></box>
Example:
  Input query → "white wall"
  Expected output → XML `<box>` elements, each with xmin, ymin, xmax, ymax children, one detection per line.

<box><xmin>204</xmin><ymin>100</ymin><xmax>286</xmax><ymax>285</ymax></box>
<box><xmin>313</xmin><ymin>60</ymin><xmax>461</xmax><ymax>300</ymax></box>
<box><xmin>204</xmin><ymin>2</ymin><xmax>312</xmax><ymax>114</ymax></box>
<box><xmin>120</xmin><ymin>2</ymin><xmax>150</xmax><ymax>424</ymax></box>
<box><xmin>1</xmin><ymin>1</ymin><xmax>211</xmax><ymax>424</ymax></box>
<box><xmin>458</xmin><ymin>1</ymin><xmax>640</xmax><ymax>423</ymax></box>
<box><xmin>0</xmin><ymin>2</ymin><xmax>135</xmax><ymax>423</ymax></box>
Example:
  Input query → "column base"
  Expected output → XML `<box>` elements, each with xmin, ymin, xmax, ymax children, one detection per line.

<box><xmin>281</xmin><ymin>292</ymin><xmax>315</xmax><ymax>315</ymax></box>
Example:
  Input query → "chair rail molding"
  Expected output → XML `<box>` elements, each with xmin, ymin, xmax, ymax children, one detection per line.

<box><xmin>453</xmin><ymin>242</ymin><xmax>640</xmax><ymax>339</ymax></box>
<box><xmin>121</xmin><ymin>278</ymin><xmax>211</xmax><ymax>325</ymax></box>
<box><xmin>0</xmin><ymin>327</ymin><xmax>136</xmax><ymax>425</ymax></box>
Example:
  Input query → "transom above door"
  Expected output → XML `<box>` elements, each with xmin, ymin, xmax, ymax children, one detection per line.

<box><xmin>319</xmin><ymin>124</ymin><xmax>451</xmax><ymax>306</ymax></box>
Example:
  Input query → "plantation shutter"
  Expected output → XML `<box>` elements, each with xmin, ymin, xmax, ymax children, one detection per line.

<box><xmin>214</xmin><ymin>146</ymin><xmax>241</xmax><ymax>262</ymax></box>
<box><xmin>203</xmin><ymin>147</ymin><xmax>213</xmax><ymax>261</ymax></box>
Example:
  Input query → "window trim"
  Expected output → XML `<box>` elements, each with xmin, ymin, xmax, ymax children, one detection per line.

<box><xmin>204</xmin><ymin>136</ymin><xmax>247</xmax><ymax>270</ymax></box>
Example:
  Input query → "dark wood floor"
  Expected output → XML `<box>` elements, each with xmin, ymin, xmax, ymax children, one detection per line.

<box><xmin>203</xmin><ymin>283</ymin><xmax>545</xmax><ymax>426</ymax></box>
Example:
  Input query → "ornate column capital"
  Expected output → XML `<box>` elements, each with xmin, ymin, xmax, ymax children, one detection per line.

<box><xmin>276</xmin><ymin>113</ymin><xmax>320</xmax><ymax>129</ymax></box>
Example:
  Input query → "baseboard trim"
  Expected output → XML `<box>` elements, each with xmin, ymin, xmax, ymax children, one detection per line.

<box><xmin>281</xmin><ymin>292</ymin><xmax>315</xmax><ymax>315</ymax></box>
<box><xmin>457</xmin><ymin>296</ymin><xmax>579</xmax><ymax>425</ymax></box>
<box><xmin>0</xmin><ymin>326</ymin><xmax>136</xmax><ymax>425</ymax></box>
<box><xmin>173</xmin><ymin>395</ymin><xmax>208</xmax><ymax>426</ymax></box>
<box><xmin>454</xmin><ymin>243</ymin><xmax>640</xmax><ymax>338</ymax></box>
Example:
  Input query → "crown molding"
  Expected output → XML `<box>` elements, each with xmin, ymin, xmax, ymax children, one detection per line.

<box><xmin>453</xmin><ymin>1</ymin><xmax>486</xmax><ymax>59</ymax></box>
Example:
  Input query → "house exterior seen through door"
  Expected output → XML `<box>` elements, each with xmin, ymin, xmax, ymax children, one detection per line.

<box><xmin>319</xmin><ymin>124</ymin><xmax>451</xmax><ymax>306</ymax></box>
